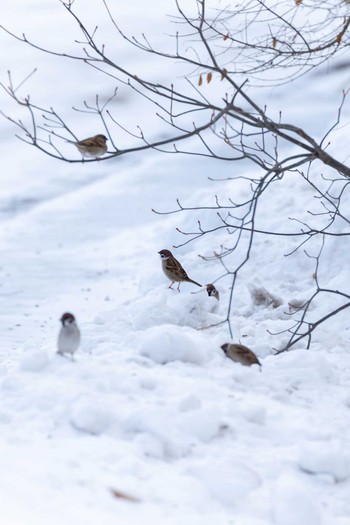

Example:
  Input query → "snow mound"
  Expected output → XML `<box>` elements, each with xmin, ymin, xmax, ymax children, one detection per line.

<box><xmin>70</xmin><ymin>399</ymin><xmax>114</xmax><ymax>435</ymax></box>
<box><xmin>123</xmin><ymin>408</ymin><xmax>191</xmax><ymax>459</ymax></box>
<box><xmin>188</xmin><ymin>460</ymin><xmax>261</xmax><ymax>507</ymax></box>
<box><xmin>274</xmin><ymin>349</ymin><xmax>335</xmax><ymax>383</ymax></box>
<box><xmin>137</xmin><ymin>324</ymin><xmax>212</xmax><ymax>365</ymax></box>
<box><xmin>131</xmin><ymin>290</ymin><xmax>222</xmax><ymax>330</ymax></box>
<box><xmin>20</xmin><ymin>350</ymin><xmax>49</xmax><ymax>372</ymax></box>
<box><xmin>131</xmin><ymin>293</ymin><xmax>175</xmax><ymax>329</ymax></box>
<box><xmin>272</xmin><ymin>475</ymin><xmax>321</xmax><ymax>525</ymax></box>
<box><xmin>166</xmin><ymin>292</ymin><xmax>221</xmax><ymax>327</ymax></box>
<box><xmin>298</xmin><ymin>440</ymin><xmax>350</xmax><ymax>482</ymax></box>
<box><xmin>178</xmin><ymin>406</ymin><xmax>222</xmax><ymax>442</ymax></box>
<box><xmin>239</xmin><ymin>400</ymin><xmax>266</xmax><ymax>425</ymax></box>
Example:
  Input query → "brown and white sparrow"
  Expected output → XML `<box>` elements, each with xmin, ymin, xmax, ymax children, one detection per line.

<box><xmin>57</xmin><ymin>312</ymin><xmax>81</xmax><ymax>358</ymax></box>
<box><xmin>221</xmin><ymin>343</ymin><xmax>261</xmax><ymax>367</ymax></box>
<box><xmin>206</xmin><ymin>283</ymin><xmax>220</xmax><ymax>301</ymax></box>
<box><xmin>158</xmin><ymin>249</ymin><xmax>202</xmax><ymax>291</ymax></box>
<box><xmin>67</xmin><ymin>134</ymin><xmax>108</xmax><ymax>158</ymax></box>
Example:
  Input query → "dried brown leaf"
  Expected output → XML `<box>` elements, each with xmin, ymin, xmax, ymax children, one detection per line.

<box><xmin>198</xmin><ymin>74</ymin><xmax>203</xmax><ymax>86</ymax></box>
<box><xmin>223</xmin><ymin>33</ymin><xmax>229</xmax><ymax>41</ymax></box>
<box><xmin>110</xmin><ymin>488</ymin><xmax>140</xmax><ymax>503</ymax></box>
<box><xmin>336</xmin><ymin>32</ymin><xmax>343</xmax><ymax>45</ymax></box>
<box><xmin>207</xmin><ymin>72</ymin><xmax>212</xmax><ymax>84</ymax></box>
<box><xmin>272</xmin><ymin>37</ymin><xmax>277</xmax><ymax>49</ymax></box>
<box><xmin>220</xmin><ymin>68</ymin><xmax>228</xmax><ymax>81</ymax></box>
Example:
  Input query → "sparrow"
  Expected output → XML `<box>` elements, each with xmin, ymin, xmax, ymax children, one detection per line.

<box><xmin>158</xmin><ymin>249</ymin><xmax>202</xmax><ymax>291</ymax></box>
<box><xmin>221</xmin><ymin>343</ymin><xmax>261</xmax><ymax>367</ymax></box>
<box><xmin>57</xmin><ymin>312</ymin><xmax>81</xmax><ymax>359</ymax></box>
<box><xmin>67</xmin><ymin>134</ymin><xmax>108</xmax><ymax>158</ymax></box>
<box><xmin>206</xmin><ymin>283</ymin><xmax>220</xmax><ymax>301</ymax></box>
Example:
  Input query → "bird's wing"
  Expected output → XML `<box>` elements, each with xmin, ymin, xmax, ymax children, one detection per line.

<box><xmin>236</xmin><ymin>346</ymin><xmax>260</xmax><ymax>364</ymax></box>
<box><xmin>166</xmin><ymin>257</ymin><xmax>189</xmax><ymax>279</ymax></box>
<box><xmin>77</xmin><ymin>136</ymin><xmax>102</xmax><ymax>147</ymax></box>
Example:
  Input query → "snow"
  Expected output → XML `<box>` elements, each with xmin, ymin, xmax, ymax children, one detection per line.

<box><xmin>1</xmin><ymin>0</ymin><xmax>350</xmax><ymax>524</ymax></box>
<box><xmin>272</xmin><ymin>474</ymin><xmax>322</xmax><ymax>525</ymax></box>
<box><xmin>298</xmin><ymin>441</ymin><xmax>350</xmax><ymax>483</ymax></box>
<box><xmin>137</xmin><ymin>324</ymin><xmax>212</xmax><ymax>364</ymax></box>
<box><xmin>20</xmin><ymin>350</ymin><xmax>49</xmax><ymax>372</ymax></box>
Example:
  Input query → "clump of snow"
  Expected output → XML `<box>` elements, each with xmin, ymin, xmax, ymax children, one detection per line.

<box><xmin>272</xmin><ymin>474</ymin><xmax>321</xmax><ymax>525</ymax></box>
<box><xmin>188</xmin><ymin>460</ymin><xmax>261</xmax><ymax>507</ymax></box>
<box><xmin>239</xmin><ymin>400</ymin><xmax>266</xmax><ymax>425</ymax></box>
<box><xmin>20</xmin><ymin>350</ymin><xmax>49</xmax><ymax>372</ymax></box>
<box><xmin>178</xmin><ymin>407</ymin><xmax>223</xmax><ymax>442</ymax></box>
<box><xmin>123</xmin><ymin>408</ymin><xmax>192</xmax><ymax>460</ymax></box>
<box><xmin>133</xmin><ymin>432</ymin><xmax>165</xmax><ymax>460</ymax></box>
<box><xmin>131</xmin><ymin>290</ymin><xmax>222</xmax><ymax>330</ymax></box>
<box><xmin>130</xmin><ymin>293</ymin><xmax>175</xmax><ymax>329</ymax></box>
<box><xmin>166</xmin><ymin>291</ymin><xmax>221</xmax><ymax>328</ymax></box>
<box><xmin>273</xmin><ymin>349</ymin><xmax>336</xmax><ymax>384</ymax></box>
<box><xmin>70</xmin><ymin>400</ymin><xmax>114</xmax><ymax>435</ymax></box>
<box><xmin>137</xmin><ymin>324</ymin><xmax>213</xmax><ymax>365</ymax></box>
<box><xmin>298</xmin><ymin>441</ymin><xmax>350</xmax><ymax>482</ymax></box>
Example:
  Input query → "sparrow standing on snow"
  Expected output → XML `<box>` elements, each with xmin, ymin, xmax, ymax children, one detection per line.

<box><xmin>158</xmin><ymin>249</ymin><xmax>202</xmax><ymax>291</ymax></box>
<box><xmin>67</xmin><ymin>134</ymin><xmax>108</xmax><ymax>158</ymax></box>
<box><xmin>206</xmin><ymin>283</ymin><xmax>220</xmax><ymax>301</ymax></box>
<box><xmin>221</xmin><ymin>343</ymin><xmax>261</xmax><ymax>367</ymax></box>
<box><xmin>57</xmin><ymin>313</ymin><xmax>81</xmax><ymax>359</ymax></box>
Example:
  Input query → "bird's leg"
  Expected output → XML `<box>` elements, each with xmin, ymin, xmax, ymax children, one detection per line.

<box><xmin>57</xmin><ymin>352</ymin><xmax>74</xmax><ymax>362</ymax></box>
<box><xmin>177</xmin><ymin>283</ymin><xmax>181</xmax><ymax>292</ymax></box>
<box><xmin>169</xmin><ymin>282</ymin><xmax>175</xmax><ymax>289</ymax></box>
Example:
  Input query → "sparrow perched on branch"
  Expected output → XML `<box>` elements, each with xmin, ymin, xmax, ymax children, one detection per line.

<box><xmin>221</xmin><ymin>343</ymin><xmax>261</xmax><ymax>367</ymax></box>
<box><xmin>206</xmin><ymin>283</ymin><xmax>220</xmax><ymax>301</ymax></box>
<box><xmin>158</xmin><ymin>249</ymin><xmax>202</xmax><ymax>291</ymax></box>
<box><xmin>57</xmin><ymin>313</ymin><xmax>81</xmax><ymax>359</ymax></box>
<box><xmin>67</xmin><ymin>134</ymin><xmax>108</xmax><ymax>158</ymax></box>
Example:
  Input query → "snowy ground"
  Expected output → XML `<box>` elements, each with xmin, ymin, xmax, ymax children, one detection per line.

<box><xmin>1</xmin><ymin>1</ymin><xmax>350</xmax><ymax>524</ymax></box>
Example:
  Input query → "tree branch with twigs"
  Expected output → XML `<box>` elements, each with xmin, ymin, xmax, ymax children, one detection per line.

<box><xmin>2</xmin><ymin>0</ymin><xmax>350</xmax><ymax>345</ymax></box>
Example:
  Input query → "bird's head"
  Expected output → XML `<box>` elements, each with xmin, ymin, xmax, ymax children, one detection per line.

<box><xmin>60</xmin><ymin>312</ymin><xmax>76</xmax><ymax>326</ymax></box>
<box><xmin>220</xmin><ymin>343</ymin><xmax>229</xmax><ymax>355</ymax></box>
<box><xmin>158</xmin><ymin>249</ymin><xmax>173</xmax><ymax>259</ymax></box>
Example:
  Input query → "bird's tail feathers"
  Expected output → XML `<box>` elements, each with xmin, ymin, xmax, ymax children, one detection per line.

<box><xmin>188</xmin><ymin>278</ymin><xmax>202</xmax><ymax>287</ymax></box>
